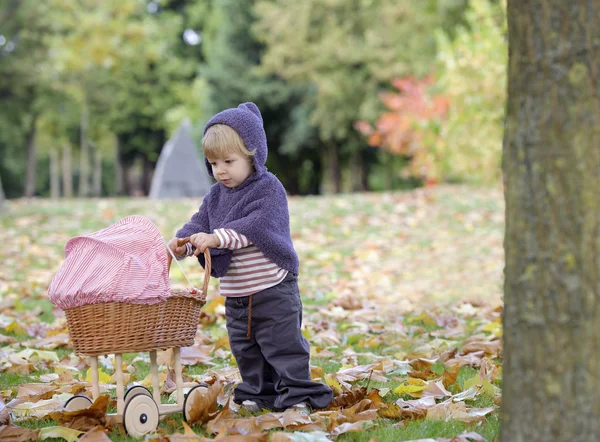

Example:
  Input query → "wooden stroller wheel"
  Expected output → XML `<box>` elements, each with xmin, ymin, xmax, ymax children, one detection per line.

<box><xmin>123</xmin><ymin>393</ymin><xmax>159</xmax><ymax>438</ymax></box>
<box><xmin>124</xmin><ymin>385</ymin><xmax>152</xmax><ymax>404</ymax></box>
<box><xmin>183</xmin><ymin>383</ymin><xmax>210</xmax><ymax>422</ymax></box>
<box><xmin>64</xmin><ymin>395</ymin><xmax>92</xmax><ymax>411</ymax></box>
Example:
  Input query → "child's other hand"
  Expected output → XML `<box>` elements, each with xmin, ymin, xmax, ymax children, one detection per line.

<box><xmin>167</xmin><ymin>237</ymin><xmax>187</xmax><ymax>259</ymax></box>
<box><xmin>189</xmin><ymin>233</ymin><xmax>219</xmax><ymax>255</ymax></box>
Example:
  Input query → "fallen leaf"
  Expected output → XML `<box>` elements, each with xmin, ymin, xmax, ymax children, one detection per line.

<box><xmin>186</xmin><ymin>381</ymin><xmax>222</xmax><ymax>425</ymax></box>
<box><xmin>270</xmin><ymin>431</ymin><xmax>331</xmax><ymax>442</ymax></box>
<box><xmin>39</xmin><ymin>426</ymin><xmax>83</xmax><ymax>442</ymax></box>
<box><xmin>330</xmin><ymin>421</ymin><xmax>366</xmax><ymax>437</ymax></box>
<box><xmin>79</xmin><ymin>426</ymin><xmax>112</xmax><ymax>442</ymax></box>
<box><xmin>0</xmin><ymin>398</ymin><xmax>9</xmax><ymax>425</ymax></box>
<box><xmin>0</xmin><ymin>424</ymin><xmax>40</xmax><ymax>441</ymax></box>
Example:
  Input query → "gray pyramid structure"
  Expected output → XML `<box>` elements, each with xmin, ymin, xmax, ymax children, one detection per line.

<box><xmin>149</xmin><ymin>120</ymin><xmax>212</xmax><ymax>199</ymax></box>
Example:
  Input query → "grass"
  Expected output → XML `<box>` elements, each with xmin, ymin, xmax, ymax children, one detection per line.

<box><xmin>1</xmin><ymin>186</ymin><xmax>504</xmax><ymax>441</ymax></box>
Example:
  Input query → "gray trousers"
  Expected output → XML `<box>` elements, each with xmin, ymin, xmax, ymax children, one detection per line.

<box><xmin>225</xmin><ymin>272</ymin><xmax>333</xmax><ymax>410</ymax></box>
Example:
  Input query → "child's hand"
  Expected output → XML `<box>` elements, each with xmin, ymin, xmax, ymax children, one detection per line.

<box><xmin>167</xmin><ymin>237</ymin><xmax>187</xmax><ymax>259</ymax></box>
<box><xmin>189</xmin><ymin>233</ymin><xmax>220</xmax><ymax>255</ymax></box>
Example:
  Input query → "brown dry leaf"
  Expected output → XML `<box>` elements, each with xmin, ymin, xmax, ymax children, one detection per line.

<box><xmin>327</xmin><ymin>387</ymin><xmax>366</xmax><ymax>409</ymax></box>
<box><xmin>0</xmin><ymin>398</ymin><xmax>9</xmax><ymax>425</ymax></box>
<box><xmin>5</xmin><ymin>360</ymin><xmax>34</xmax><ymax>375</ymax></box>
<box><xmin>423</xmin><ymin>380</ymin><xmax>451</xmax><ymax>399</ymax></box>
<box><xmin>409</xmin><ymin>358</ymin><xmax>438</xmax><ymax>372</ymax></box>
<box><xmin>161</xmin><ymin>370</ymin><xmax>177</xmax><ymax>395</ymax></box>
<box><xmin>426</xmin><ymin>400</ymin><xmax>495</xmax><ymax>424</ymax></box>
<box><xmin>181</xmin><ymin>344</ymin><xmax>214</xmax><ymax>366</ymax></box>
<box><xmin>17</xmin><ymin>383</ymin><xmax>58</xmax><ymax>400</ymax></box>
<box><xmin>48</xmin><ymin>394</ymin><xmax>110</xmax><ymax>431</ymax></box>
<box><xmin>79</xmin><ymin>426</ymin><xmax>112</xmax><ymax>442</ymax></box>
<box><xmin>365</xmin><ymin>388</ymin><xmax>385</xmax><ymax>409</ymax></box>
<box><xmin>478</xmin><ymin>358</ymin><xmax>499</xmax><ymax>382</ymax></box>
<box><xmin>214</xmin><ymin>434</ymin><xmax>268</xmax><ymax>441</ymax></box>
<box><xmin>330</xmin><ymin>421</ymin><xmax>366</xmax><ymax>437</ymax></box>
<box><xmin>204</xmin><ymin>399</ymin><xmax>237</xmax><ymax>435</ymax></box>
<box><xmin>21</xmin><ymin>333</ymin><xmax>70</xmax><ymax>350</ymax></box>
<box><xmin>186</xmin><ymin>381</ymin><xmax>222</xmax><ymax>425</ymax></box>
<box><xmin>310</xmin><ymin>366</ymin><xmax>325</xmax><ymax>380</ymax></box>
<box><xmin>447</xmin><ymin>351</ymin><xmax>485</xmax><ymax>368</ymax></box>
<box><xmin>377</xmin><ymin>404</ymin><xmax>405</xmax><ymax>419</ymax></box>
<box><xmin>208</xmin><ymin>416</ymin><xmax>261</xmax><ymax>437</ymax></box>
<box><xmin>0</xmin><ymin>424</ymin><xmax>40</xmax><ymax>442</ymax></box>
<box><xmin>286</xmin><ymin>421</ymin><xmax>328</xmax><ymax>432</ymax></box>
<box><xmin>167</xmin><ymin>422</ymin><xmax>204</xmax><ymax>442</ymax></box>
<box><xmin>442</xmin><ymin>363</ymin><xmax>460</xmax><ymax>388</ymax></box>
<box><xmin>407</xmin><ymin>369</ymin><xmax>431</xmax><ymax>381</ymax></box>
<box><xmin>461</xmin><ymin>340</ymin><xmax>501</xmax><ymax>357</ymax></box>
<box><xmin>332</xmin><ymin>296</ymin><xmax>363</xmax><ymax>310</ymax></box>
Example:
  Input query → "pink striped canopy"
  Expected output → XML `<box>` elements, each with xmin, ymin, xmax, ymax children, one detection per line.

<box><xmin>48</xmin><ymin>215</ymin><xmax>171</xmax><ymax>310</ymax></box>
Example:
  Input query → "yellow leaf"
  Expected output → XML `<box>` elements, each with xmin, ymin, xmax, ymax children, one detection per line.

<box><xmin>407</xmin><ymin>378</ymin><xmax>426</xmax><ymax>386</ymax></box>
<box><xmin>140</xmin><ymin>370</ymin><xmax>167</xmax><ymax>388</ymax></box>
<box><xmin>481</xmin><ymin>321</ymin><xmax>502</xmax><ymax>336</ymax></box>
<box><xmin>85</xmin><ymin>368</ymin><xmax>113</xmax><ymax>384</ymax></box>
<box><xmin>203</xmin><ymin>296</ymin><xmax>224</xmax><ymax>314</ymax></box>
<box><xmin>39</xmin><ymin>426</ymin><xmax>83</xmax><ymax>442</ymax></box>
<box><xmin>406</xmin><ymin>313</ymin><xmax>436</xmax><ymax>327</ymax></box>
<box><xmin>463</xmin><ymin>376</ymin><xmax>500</xmax><ymax>397</ymax></box>
<box><xmin>324</xmin><ymin>375</ymin><xmax>343</xmax><ymax>393</ymax></box>
<box><xmin>392</xmin><ymin>384</ymin><xmax>426</xmax><ymax>396</ymax></box>
<box><xmin>5</xmin><ymin>321</ymin><xmax>28</xmax><ymax>337</ymax></box>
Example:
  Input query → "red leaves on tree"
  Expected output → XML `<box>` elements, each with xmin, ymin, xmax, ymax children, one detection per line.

<box><xmin>356</xmin><ymin>76</ymin><xmax>449</xmax><ymax>181</ymax></box>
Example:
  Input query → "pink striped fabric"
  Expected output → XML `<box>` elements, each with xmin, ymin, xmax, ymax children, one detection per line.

<box><xmin>214</xmin><ymin>229</ymin><xmax>288</xmax><ymax>297</ymax></box>
<box><xmin>48</xmin><ymin>216</ymin><xmax>171</xmax><ymax>310</ymax></box>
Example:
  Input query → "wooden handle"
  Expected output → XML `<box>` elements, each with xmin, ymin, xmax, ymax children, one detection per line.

<box><xmin>167</xmin><ymin>238</ymin><xmax>211</xmax><ymax>297</ymax></box>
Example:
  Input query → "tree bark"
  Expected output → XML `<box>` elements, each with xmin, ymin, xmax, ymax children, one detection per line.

<box><xmin>62</xmin><ymin>143</ymin><xmax>73</xmax><ymax>198</ymax></box>
<box><xmin>0</xmin><ymin>173</ymin><xmax>5</xmax><ymax>208</ymax></box>
<box><xmin>326</xmin><ymin>143</ymin><xmax>341</xmax><ymax>193</ymax></box>
<box><xmin>92</xmin><ymin>144</ymin><xmax>102</xmax><ymax>197</ymax></box>
<box><xmin>50</xmin><ymin>148</ymin><xmax>60</xmax><ymax>199</ymax></box>
<box><xmin>501</xmin><ymin>1</ymin><xmax>600</xmax><ymax>441</ymax></box>
<box><xmin>141</xmin><ymin>156</ymin><xmax>154</xmax><ymax>196</ymax></box>
<box><xmin>115</xmin><ymin>136</ymin><xmax>125</xmax><ymax>196</ymax></box>
<box><xmin>78</xmin><ymin>102</ymin><xmax>89</xmax><ymax>197</ymax></box>
<box><xmin>24</xmin><ymin>114</ymin><xmax>38</xmax><ymax>197</ymax></box>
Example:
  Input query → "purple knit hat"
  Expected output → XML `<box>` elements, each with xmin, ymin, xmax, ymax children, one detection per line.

<box><xmin>203</xmin><ymin>102</ymin><xmax>267</xmax><ymax>177</ymax></box>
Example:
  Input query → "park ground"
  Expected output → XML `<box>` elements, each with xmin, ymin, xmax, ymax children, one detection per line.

<box><xmin>0</xmin><ymin>185</ymin><xmax>504</xmax><ymax>441</ymax></box>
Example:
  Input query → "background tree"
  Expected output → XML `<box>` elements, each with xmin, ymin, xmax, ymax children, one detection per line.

<box><xmin>199</xmin><ymin>0</ymin><xmax>322</xmax><ymax>195</ymax></box>
<box><xmin>254</xmin><ymin>0</ymin><xmax>469</xmax><ymax>192</ymax></box>
<box><xmin>502</xmin><ymin>1</ymin><xmax>600</xmax><ymax>440</ymax></box>
<box><xmin>0</xmin><ymin>0</ymin><xmax>54</xmax><ymax>198</ymax></box>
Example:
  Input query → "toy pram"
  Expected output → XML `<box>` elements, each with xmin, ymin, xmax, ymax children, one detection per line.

<box><xmin>60</xmin><ymin>237</ymin><xmax>211</xmax><ymax>437</ymax></box>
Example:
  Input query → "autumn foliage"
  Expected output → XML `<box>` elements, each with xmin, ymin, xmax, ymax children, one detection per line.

<box><xmin>356</xmin><ymin>76</ymin><xmax>449</xmax><ymax>182</ymax></box>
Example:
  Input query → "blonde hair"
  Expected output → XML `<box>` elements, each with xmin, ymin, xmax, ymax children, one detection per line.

<box><xmin>202</xmin><ymin>124</ymin><xmax>255</xmax><ymax>160</ymax></box>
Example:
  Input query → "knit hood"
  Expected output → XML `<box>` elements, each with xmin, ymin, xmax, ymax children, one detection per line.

<box><xmin>203</xmin><ymin>102</ymin><xmax>267</xmax><ymax>178</ymax></box>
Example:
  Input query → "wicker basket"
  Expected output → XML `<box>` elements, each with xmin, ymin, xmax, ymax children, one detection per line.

<box><xmin>65</xmin><ymin>241</ymin><xmax>210</xmax><ymax>356</ymax></box>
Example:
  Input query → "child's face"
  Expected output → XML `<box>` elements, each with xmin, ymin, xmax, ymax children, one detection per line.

<box><xmin>207</xmin><ymin>153</ymin><xmax>254</xmax><ymax>189</ymax></box>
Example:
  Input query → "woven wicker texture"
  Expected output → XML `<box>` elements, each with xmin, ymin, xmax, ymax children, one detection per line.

<box><xmin>65</xmin><ymin>243</ymin><xmax>210</xmax><ymax>356</ymax></box>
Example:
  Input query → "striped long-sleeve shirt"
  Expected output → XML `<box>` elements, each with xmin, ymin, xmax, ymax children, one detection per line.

<box><xmin>182</xmin><ymin>229</ymin><xmax>287</xmax><ymax>297</ymax></box>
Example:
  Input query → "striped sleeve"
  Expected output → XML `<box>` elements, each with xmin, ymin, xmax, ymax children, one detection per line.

<box><xmin>214</xmin><ymin>229</ymin><xmax>253</xmax><ymax>250</ymax></box>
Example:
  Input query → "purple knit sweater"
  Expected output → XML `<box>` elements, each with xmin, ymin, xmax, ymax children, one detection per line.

<box><xmin>176</xmin><ymin>102</ymin><xmax>299</xmax><ymax>278</ymax></box>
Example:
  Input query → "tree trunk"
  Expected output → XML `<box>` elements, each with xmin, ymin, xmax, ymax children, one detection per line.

<box><xmin>24</xmin><ymin>114</ymin><xmax>38</xmax><ymax>197</ymax></box>
<box><xmin>92</xmin><ymin>144</ymin><xmax>102</xmax><ymax>197</ymax></box>
<box><xmin>501</xmin><ymin>1</ymin><xmax>600</xmax><ymax>441</ymax></box>
<box><xmin>78</xmin><ymin>102</ymin><xmax>89</xmax><ymax>197</ymax></box>
<box><xmin>50</xmin><ymin>148</ymin><xmax>60</xmax><ymax>199</ymax></box>
<box><xmin>62</xmin><ymin>143</ymin><xmax>73</xmax><ymax>198</ymax></box>
<box><xmin>326</xmin><ymin>143</ymin><xmax>341</xmax><ymax>193</ymax></box>
<box><xmin>0</xmin><ymin>173</ymin><xmax>5</xmax><ymax>208</ymax></box>
<box><xmin>359</xmin><ymin>146</ymin><xmax>371</xmax><ymax>192</ymax></box>
<box><xmin>141</xmin><ymin>156</ymin><xmax>154</xmax><ymax>196</ymax></box>
<box><xmin>115</xmin><ymin>136</ymin><xmax>125</xmax><ymax>195</ymax></box>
